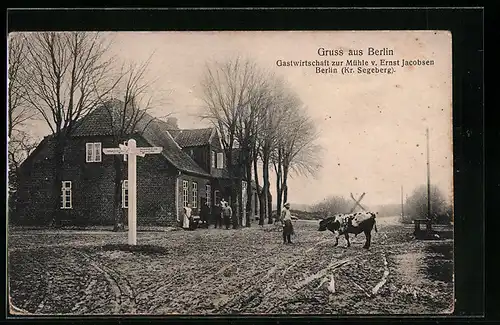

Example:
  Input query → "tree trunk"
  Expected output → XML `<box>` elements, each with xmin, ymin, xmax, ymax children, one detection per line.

<box><xmin>283</xmin><ymin>163</ymin><xmax>289</xmax><ymax>205</ymax></box>
<box><xmin>51</xmin><ymin>136</ymin><xmax>64</xmax><ymax>227</ymax></box>
<box><xmin>113</xmin><ymin>156</ymin><xmax>126</xmax><ymax>232</ymax></box>
<box><xmin>262</xmin><ymin>149</ymin><xmax>272</xmax><ymax>224</ymax></box>
<box><xmin>267</xmin><ymin>188</ymin><xmax>273</xmax><ymax>225</ymax></box>
<box><xmin>259</xmin><ymin>192</ymin><xmax>266</xmax><ymax>226</ymax></box>
<box><xmin>232</xmin><ymin>183</ymin><xmax>240</xmax><ymax>229</ymax></box>
<box><xmin>254</xmin><ymin>150</ymin><xmax>265</xmax><ymax>226</ymax></box>
<box><xmin>245</xmin><ymin>148</ymin><xmax>252</xmax><ymax>227</ymax></box>
<box><xmin>275</xmin><ymin>162</ymin><xmax>282</xmax><ymax>221</ymax></box>
<box><xmin>225</xmin><ymin>137</ymin><xmax>241</xmax><ymax>229</ymax></box>
<box><xmin>8</xmin><ymin>163</ymin><xmax>19</xmax><ymax>222</ymax></box>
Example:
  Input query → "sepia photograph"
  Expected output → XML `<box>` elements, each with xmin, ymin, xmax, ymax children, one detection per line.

<box><xmin>7</xmin><ymin>30</ymin><xmax>454</xmax><ymax>316</ymax></box>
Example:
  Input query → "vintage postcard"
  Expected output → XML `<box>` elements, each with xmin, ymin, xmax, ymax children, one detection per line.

<box><xmin>7</xmin><ymin>30</ymin><xmax>453</xmax><ymax>316</ymax></box>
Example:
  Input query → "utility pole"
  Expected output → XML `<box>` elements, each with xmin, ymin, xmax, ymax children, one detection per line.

<box><xmin>426</xmin><ymin>127</ymin><xmax>431</xmax><ymax>221</ymax></box>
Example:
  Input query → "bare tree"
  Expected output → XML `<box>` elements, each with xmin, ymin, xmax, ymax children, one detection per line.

<box><xmin>234</xmin><ymin>65</ymin><xmax>271</xmax><ymax>227</ymax></box>
<box><xmin>102</xmin><ymin>57</ymin><xmax>172</xmax><ymax>231</ymax></box>
<box><xmin>272</xmin><ymin>103</ymin><xmax>323</xmax><ymax>218</ymax></box>
<box><xmin>8</xmin><ymin>131</ymin><xmax>38</xmax><ymax>173</ymax></box>
<box><xmin>257</xmin><ymin>76</ymin><xmax>293</xmax><ymax>224</ymax></box>
<box><xmin>8</xmin><ymin>34</ymin><xmax>39</xmax><ymax>222</ymax></box>
<box><xmin>8</xmin><ymin>130</ymin><xmax>39</xmax><ymax>219</ymax></box>
<box><xmin>22</xmin><ymin>32</ymin><xmax>121</xmax><ymax>225</ymax></box>
<box><xmin>404</xmin><ymin>184</ymin><xmax>452</xmax><ymax>224</ymax></box>
<box><xmin>8</xmin><ymin>33</ymin><xmax>37</xmax><ymax>138</ymax></box>
<box><xmin>200</xmin><ymin>57</ymin><xmax>264</xmax><ymax>226</ymax></box>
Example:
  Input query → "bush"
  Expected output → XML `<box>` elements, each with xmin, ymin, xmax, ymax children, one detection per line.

<box><xmin>310</xmin><ymin>196</ymin><xmax>351</xmax><ymax>216</ymax></box>
<box><xmin>404</xmin><ymin>184</ymin><xmax>453</xmax><ymax>225</ymax></box>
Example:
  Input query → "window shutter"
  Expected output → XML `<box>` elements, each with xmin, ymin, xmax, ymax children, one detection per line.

<box><xmin>192</xmin><ymin>182</ymin><xmax>198</xmax><ymax>208</ymax></box>
<box><xmin>94</xmin><ymin>143</ymin><xmax>102</xmax><ymax>162</ymax></box>
<box><xmin>206</xmin><ymin>184</ymin><xmax>211</xmax><ymax>206</ymax></box>
<box><xmin>217</xmin><ymin>152</ymin><xmax>224</xmax><ymax>169</ymax></box>
<box><xmin>86</xmin><ymin>143</ymin><xmax>94</xmax><ymax>162</ymax></box>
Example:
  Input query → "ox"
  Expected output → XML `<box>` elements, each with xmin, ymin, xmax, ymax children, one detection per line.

<box><xmin>318</xmin><ymin>212</ymin><xmax>378</xmax><ymax>249</ymax></box>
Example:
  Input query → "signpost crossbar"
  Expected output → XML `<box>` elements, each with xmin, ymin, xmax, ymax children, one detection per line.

<box><xmin>103</xmin><ymin>139</ymin><xmax>163</xmax><ymax>245</ymax></box>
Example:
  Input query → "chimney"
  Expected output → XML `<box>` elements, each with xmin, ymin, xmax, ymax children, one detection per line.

<box><xmin>166</xmin><ymin>117</ymin><xmax>179</xmax><ymax>130</ymax></box>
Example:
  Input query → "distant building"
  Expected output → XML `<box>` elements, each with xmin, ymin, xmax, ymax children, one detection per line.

<box><xmin>14</xmin><ymin>101</ymin><xmax>260</xmax><ymax>227</ymax></box>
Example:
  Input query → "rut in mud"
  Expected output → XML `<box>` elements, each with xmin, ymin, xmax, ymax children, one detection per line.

<box><xmin>8</xmin><ymin>219</ymin><xmax>454</xmax><ymax>315</ymax></box>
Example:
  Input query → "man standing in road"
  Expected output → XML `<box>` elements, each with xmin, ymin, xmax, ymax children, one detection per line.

<box><xmin>213</xmin><ymin>201</ymin><xmax>222</xmax><ymax>229</ymax></box>
<box><xmin>200</xmin><ymin>199</ymin><xmax>210</xmax><ymax>228</ymax></box>
<box><xmin>281</xmin><ymin>202</ymin><xmax>294</xmax><ymax>244</ymax></box>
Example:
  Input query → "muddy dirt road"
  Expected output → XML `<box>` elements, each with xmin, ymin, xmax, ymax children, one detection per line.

<box><xmin>8</xmin><ymin>218</ymin><xmax>453</xmax><ymax>315</ymax></box>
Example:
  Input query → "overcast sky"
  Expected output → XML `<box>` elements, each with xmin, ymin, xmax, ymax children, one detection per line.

<box><xmin>25</xmin><ymin>31</ymin><xmax>453</xmax><ymax>207</ymax></box>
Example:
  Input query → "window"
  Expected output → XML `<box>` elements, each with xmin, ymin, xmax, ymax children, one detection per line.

<box><xmin>192</xmin><ymin>182</ymin><xmax>198</xmax><ymax>208</ymax></box>
<box><xmin>214</xmin><ymin>190</ymin><xmax>221</xmax><ymax>206</ymax></box>
<box><xmin>211</xmin><ymin>151</ymin><xmax>216</xmax><ymax>168</ymax></box>
<box><xmin>183</xmin><ymin>180</ymin><xmax>189</xmax><ymax>207</ymax></box>
<box><xmin>123</xmin><ymin>141</ymin><xmax>128</xmax><ymax>162</ymax></box>
<box><xmin>206</xmin><ymin>185</ymin><xmax>211</xmax><ymax>207</ymax></box>
<box><xmin>86</xmin><ymin>142</ymin><xmax>102</xmax><ymax>162</ymax></box>
<box><xmin>61</xmin><ymin>181</ymin><xmax>72</xmax><ymax>209</ymax></box>
<box><xmin>217</xmin><ymin>152</ymin><xmax>224</xmax><ymax>169</ymax></box>
<box><xmin>122</xmin><ymin>180</ymin><xmax>129</xmax><ymax>208</ymax></box>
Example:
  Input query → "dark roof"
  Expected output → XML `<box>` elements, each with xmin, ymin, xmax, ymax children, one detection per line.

<box><xmin>72</xmin><ymin>99</ymin><xmax>125</xmax><ymax>136</ymax></box>
<box><xmin>71</xmin><ymin>101</ymin><xmax>210</xmax><ymax>177</ymax></box>
<box><xmin>174</xmin><ymin>128</ymin><xmax>214</xmax><ymax>147</ymax></box>
<box><xmin>137</xmin><ymin>117</ymin><xmax>210</xmax><ymax>177</ymax></box>
<box><xmin>167</xmin><ymin>129</ymin><xmax>182</xmax><ymax>140</ymax></box>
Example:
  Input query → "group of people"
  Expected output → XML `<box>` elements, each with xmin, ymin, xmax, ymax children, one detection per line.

<box><xmin>181</xmin><ymin>198</ymin><xmax>236</xmax><ymax>230</ymax></box>
<box><xmin>181</xmin><ymin>199</ymin><xmax>295</xmax><ymax>245</ymax></box>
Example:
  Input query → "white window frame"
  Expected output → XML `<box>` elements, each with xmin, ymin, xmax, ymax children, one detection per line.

<box><xmin>122</xmin><ymin>180</ymin><xmax>129</xmax><ymax>208</ymax></box>
<box><xmin>61</xmin><ymin>181</ymin><xmax>72</xmax><ymax>209</ymax></box>
<box><xmin>183</xmin><ymin>180</ymin><xmax>189</xmax><ymax>207</ymax></box>
<box><xmin>206</xmin><ymin>184</ymin><xmax>211</xmax><ymax>207</ymax></box>
<box><xmin>211</xmin><ymin>150</ymin><xmax>216</xmax><ymax>168</ymax></box>
<box><xmin>217</xmin><ymin>152</ymin><xmax>224</xmax><ymax>169</ymax></box>
<box><xmin>214</xmin><ymin>190</ymin><xmax>220</xmax><ymax>206</ymax></box>
<box><xmin>192</xmin><ymin>182</ymin><xmax>198</xmax><ymax>208</ymax></box>
<box><xmin>86</xmin><ymin>142</ymin><xmax>102</xmax><ymax>163</ymax></box>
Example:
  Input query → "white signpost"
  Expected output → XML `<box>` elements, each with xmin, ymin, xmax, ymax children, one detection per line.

<box><xmin>103</xmin><ymin>139</ymin><xmax>163</xmax><ymax>245</ymax></box>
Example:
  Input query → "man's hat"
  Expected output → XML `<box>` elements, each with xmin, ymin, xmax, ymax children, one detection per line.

<box><xmin>284</xmin><ymin>202</ymin><xmax>290</xmax><ymax>207</ymax></box>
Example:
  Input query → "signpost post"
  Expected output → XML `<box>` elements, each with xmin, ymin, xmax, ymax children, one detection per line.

<box><xmin>103</xmin><ymin>139</ymin><xmax>163</xmax><ymax>245</ymax></box>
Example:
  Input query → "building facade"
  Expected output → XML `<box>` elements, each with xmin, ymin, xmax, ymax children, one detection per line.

<box><xmin>14</xmin><ymin>103</ymin><xmax>260</xmax><ymax>227</ymax></box>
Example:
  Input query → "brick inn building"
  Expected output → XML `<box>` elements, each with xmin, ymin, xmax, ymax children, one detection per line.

<box><xmin>13</xmin><ymin>101</ymin><xmax>261</xmax><ymax>227</ymax></box>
